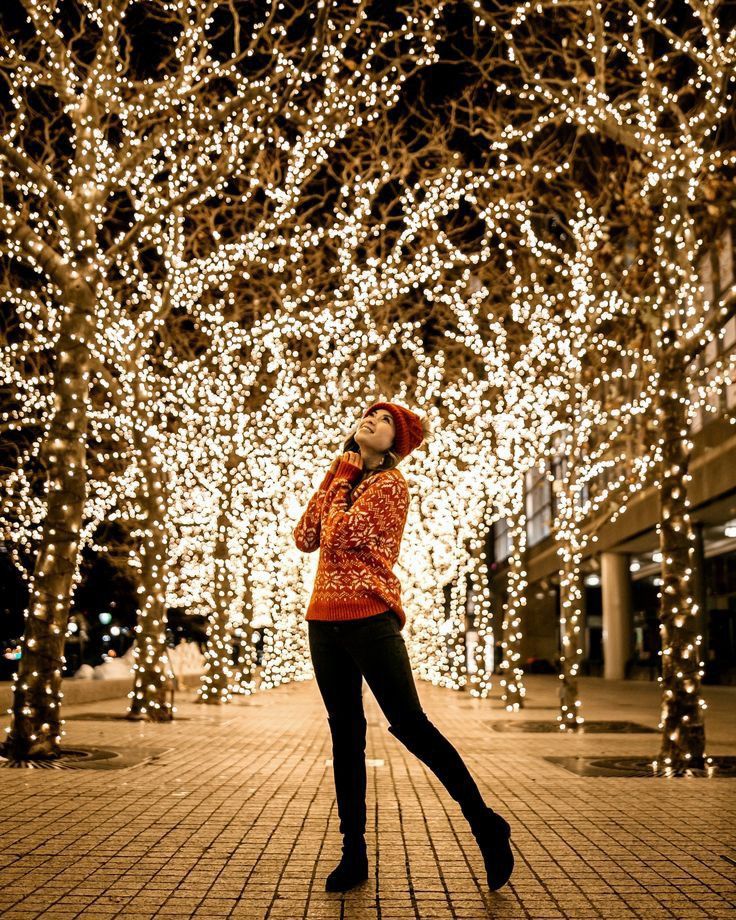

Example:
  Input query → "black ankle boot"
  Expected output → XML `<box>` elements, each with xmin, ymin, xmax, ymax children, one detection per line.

<box><xmin>325</xmin><ymin>836</ymin><xmax>369</xmax><ymax>892</ymax></box>
<box><xmin>468</xmin><ymin>807</ymin><xmax>514</xmax><ymax>891</ymax></box>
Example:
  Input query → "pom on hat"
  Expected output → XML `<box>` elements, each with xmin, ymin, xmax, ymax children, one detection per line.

<box><xmin>363</xmin><ymin>401</ymin><xmax>428</xmax><ymax>459</ymax></box>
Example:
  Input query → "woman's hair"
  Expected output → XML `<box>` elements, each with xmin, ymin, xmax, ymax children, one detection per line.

<box><xmin>341</xmin><ymin>425</ymin><xmax>401</xmax><ymax>479</ymax></box>
<box><xmin>418</xmin><ymin>412</ymin><xmax>434</xmax><ymax>444</ymax></box>
<box><xmin>339</xmin><ymin>409</ymin><xmax>434</xmax><ymax>483</ymax></box>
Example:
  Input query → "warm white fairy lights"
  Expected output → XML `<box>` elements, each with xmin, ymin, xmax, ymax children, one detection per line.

<box><xmin>470</xmin><ymin>0</ymin><xmax>733</xmax><ymax>764</ymax></box>
<box><xmin>0</xmin><ymin>0</ymin><xmax>732</xmax><ymax>775</ymax></box>
<box><xmin>498</xmin><ymin>481</ymin><xmax>528</xmax><ymax>711</ymax></box>
<box><xmin>0</xmin><ymin>0</ymin><xmax>457</xmax><ymax>755</ymax></box>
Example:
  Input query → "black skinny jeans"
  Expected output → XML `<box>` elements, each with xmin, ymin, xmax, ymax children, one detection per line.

<box><xmin>308</xmin><ymin>609</ymin><xmax>491</xmax><ymax>841</ymax></box>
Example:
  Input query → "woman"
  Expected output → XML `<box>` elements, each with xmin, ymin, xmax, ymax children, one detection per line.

<box><xmin>293</xmin><ymin>401</ymin><xmax>514</xmax><ymax>894</ymax></box>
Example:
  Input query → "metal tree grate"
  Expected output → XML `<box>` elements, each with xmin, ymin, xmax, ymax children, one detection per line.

<box><xmin>487</xmin><ymin>720</ymin><xmax>658</xmax><ymax>733</ymax></box>
<box><xmin>0</xmin><ymin>744</ymin><xmax>171</xmax><ymax>770</ymax></box>
<box><xmin>64</xmin><ymin>712</ymin><xmax>235</xmax><ymax>725</ymax></box>
<box><xmin>65</xmin><ymin>713</ymin><xmax>179</xmax><ymax>721</ymax></box>
<box><xmin>544</xmin><ymin>755</ymin><xmax>736</xmax><ymax>778</ymax></box>
<box><xmin>459</xmin><ymin>703</ymin><xmax>557</xmax><ymax>710</ymax></box>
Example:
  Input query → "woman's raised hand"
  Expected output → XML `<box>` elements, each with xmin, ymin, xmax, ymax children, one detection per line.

<box><xmin>320</xmin><ymin>456</ymin><xmax>342</xmax><ymax>488</ymax></box>
<box><xmin>341</xmin><ymin>451</ymin><xmax>363</xmax><ymax>469</ymax></box>
<box><xmin>330</xmin><ymin>450</ymin><xmax>363</xmax><ymax>485</ymax></box>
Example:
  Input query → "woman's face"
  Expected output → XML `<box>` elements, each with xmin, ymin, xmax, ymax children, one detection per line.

<box><xmin>354</xmin><ymin>408</ymin><xmax>395</xmax><ymax>454</ymax></box>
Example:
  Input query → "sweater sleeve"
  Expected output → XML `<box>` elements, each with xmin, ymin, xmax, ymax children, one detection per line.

<box><xmin>293</xmin><ymin>460</ymin><xmax>339</xmax><ymax>553</ymax></box>
<box><xmin>321</xmin><ymin>470</ymin><xmax>409</xmax><ymax>552</ymax></box>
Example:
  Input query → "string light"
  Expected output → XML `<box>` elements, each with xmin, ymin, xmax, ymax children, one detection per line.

<box><xmin>0</xmin><ymin>0</ymin><xmax>730</xmax><ymax>777</ymax></box>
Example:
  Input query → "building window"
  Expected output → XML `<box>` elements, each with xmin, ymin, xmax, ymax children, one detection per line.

<box><xmin>492</xmin><ymin>517</ymin><xmax>511</xmax><ymax>563</ymax></box>
<box><xmin>526</xmin><ymin>466</ymin><xmax>551</xmax><ymax>547</ymax></box>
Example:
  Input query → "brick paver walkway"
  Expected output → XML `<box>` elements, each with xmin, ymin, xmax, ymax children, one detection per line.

<box><xmin>1</xmin><ymin>674</ymin><xmax>734</xmax><ymax>919</ymax></box>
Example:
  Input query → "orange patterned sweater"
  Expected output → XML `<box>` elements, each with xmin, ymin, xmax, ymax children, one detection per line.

<box><xmin>293</xmin><ymin>457</ymin><xmax>410</xmax><ymax>629</ymax></box>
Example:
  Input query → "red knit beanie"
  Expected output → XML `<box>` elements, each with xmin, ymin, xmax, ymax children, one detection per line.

<box><xmin>363</xmin><ymin>402</ymin><xmax>424</xmax><ymax>459</ymax></box>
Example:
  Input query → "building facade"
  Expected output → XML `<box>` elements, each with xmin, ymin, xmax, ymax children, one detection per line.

<box><xmin>490</xmin><ymin>224</ymin><xmax>736</xmax><ymax>685</ymax></box>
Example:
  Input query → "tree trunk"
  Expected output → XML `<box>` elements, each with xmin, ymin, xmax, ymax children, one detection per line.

<box><xmin>655</xmin><ymin>337</ymin><xmax>707</xmax><ymax>771</ymax></box>
<box><xmin>466</xmin><ymin>536</ymin><xmax>493</xmax><ymax>698</ymax></box>
<box><xmin>7</xmin><ymin>286</ymin><xmax>94</xmax><ymax>759</ymax></box>
<box><xmin>127</xmin><ymin>409</ymin><xmax>174</xmax><ymax>721</ymax></box>
<box><xmin>500</xmin><ymin>489</ymin><xmax>528</xmax><ymax>710</ymax></box>
<box><xmin>197</xmin><ymin>468</ymin><xmax>234</xmax><ymax>704</ymax></box>
<box><xmin>232</xmin><ymin>576</ymin><xmax>259</xmax><ymax>694</ymax></box>
<box><xmin>442</xmin><ymin>574</ymin><xmax>466</xmax><ymax>691</ymax></box>
<box><xmin>557</xmin><ymin>536</ymin><xmax>585</xmax><ymax>732</ymax></box>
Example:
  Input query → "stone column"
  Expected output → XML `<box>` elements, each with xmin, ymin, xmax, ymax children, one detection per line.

<box><xmin>601</xmin><ymin>552</ymin><xmax>632</xmax><ymax>680</ymax></box>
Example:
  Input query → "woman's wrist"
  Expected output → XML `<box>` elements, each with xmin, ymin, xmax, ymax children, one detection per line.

<box><xmin>333</xmin><ymin>457</ymin><xmax>362</xmax><ymax>484</ymax></box>
<box><xmin>319</xmin><ymin>457</ymin><xmax>341</xmax><ymax>489</ymax></box>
